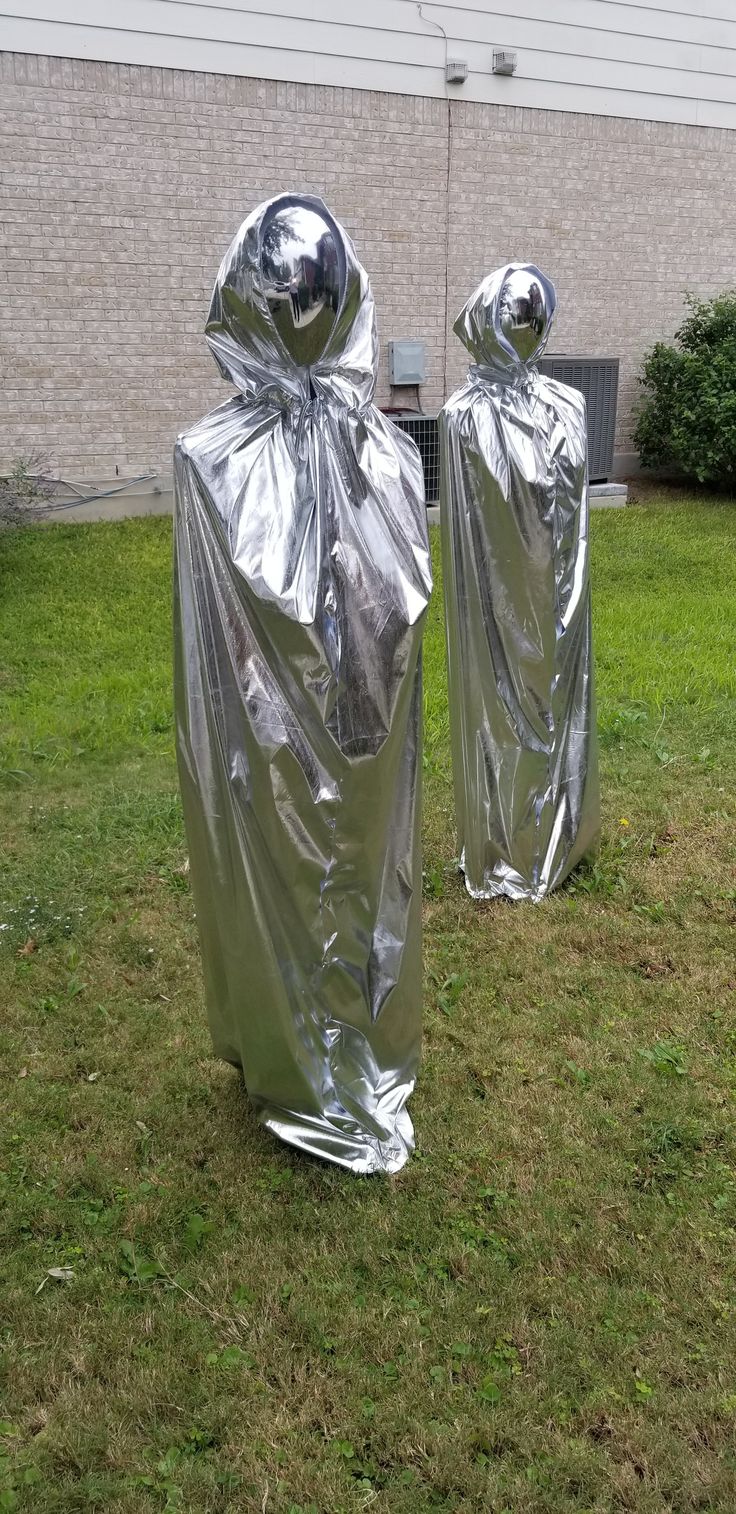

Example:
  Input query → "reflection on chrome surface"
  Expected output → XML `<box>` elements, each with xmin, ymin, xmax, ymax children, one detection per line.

<box><xmin>260</xmin><ymin>204</ymin><xmax>341</xmax><ymax>366</ymax></box>
<box><xmin>498</xmin><ymin>267</ymin><xmax>552</xmax><ymax>362</ymax></box>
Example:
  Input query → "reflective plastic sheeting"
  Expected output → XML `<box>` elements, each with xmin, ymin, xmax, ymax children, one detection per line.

<box><xmin>440</xmin><ymin>263</ymin><xmax>600</xmax><ymax>902</ymax></box>
<box><xmin>173</xmin><ymin>194</ymin><xmax>432</xmax><ymax>1172</ymax></box>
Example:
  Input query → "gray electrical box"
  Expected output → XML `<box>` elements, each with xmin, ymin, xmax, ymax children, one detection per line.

<box><xmin>388</xmin><ymin>340</ymin><xmax>426</xmax><ymax>386</ymax></box>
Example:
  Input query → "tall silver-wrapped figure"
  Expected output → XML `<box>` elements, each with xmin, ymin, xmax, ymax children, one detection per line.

<box><xmin>440</xmin><ymin>264</ymin><xmax>599</xmax><ymax>902</ymax></box>
<box><xmin>174</xmin><ymin>194</ymin><xmax>432</xmax><ymax>1171</ymax></box>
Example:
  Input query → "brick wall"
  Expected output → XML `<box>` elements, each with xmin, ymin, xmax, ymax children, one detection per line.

<box><xmin>445</xmin><ymin>101</ymin><xmax>736</xmax><ymax>457</ymax></box>
<box><xmin>1</xmin><ymin>51</ymin><xmax>734</xmax><ymax>481</ymax></box>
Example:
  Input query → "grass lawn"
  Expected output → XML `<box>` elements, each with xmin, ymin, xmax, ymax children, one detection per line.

<box><xmin>1</xmin><ymin>490</ymin><xmax>736</xmax><ymax>1512</ymax></box>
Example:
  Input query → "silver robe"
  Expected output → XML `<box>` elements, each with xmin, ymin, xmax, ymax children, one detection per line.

<box><xmin>440</xmin><ymin>264</ymin><xmax>600</xmax><ymax>901</ymax></box>
<box><xmin>173</xmin><ymin>194</ymin><xmax>432</xmax><ymax>1172</ymax></box>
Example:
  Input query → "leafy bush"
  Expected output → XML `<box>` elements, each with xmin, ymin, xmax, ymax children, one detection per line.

<box><xmin>634</xmin><ymin>291</ymin><xmax>736</xmax><ymax>488</ymax></box>
<box><xmin>0</xmin><ymin>453</ymin><xmax>56</xmax><ymax>528</ymax></box>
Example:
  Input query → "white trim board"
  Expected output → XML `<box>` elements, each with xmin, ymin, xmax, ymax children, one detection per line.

<box><xmin>2</xmin><ymin>0</ymin><xmax>736</xmax><ymax>128</ymax></box>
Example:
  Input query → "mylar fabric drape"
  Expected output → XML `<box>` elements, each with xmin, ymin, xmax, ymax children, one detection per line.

<box><xmin>440</xmin><ymin>264</ymin><xmax>599</xmax><ymax>901</ymax></box>
<box><xmin>174</xmin><ymin>194</ymin><xmax>432</xmax><ymax>1170</ymax></box>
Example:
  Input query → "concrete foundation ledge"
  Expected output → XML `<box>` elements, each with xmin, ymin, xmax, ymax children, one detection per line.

<box><xmin>44</xmin><ymin>479</ymin><xmax>626</xmax><ymax>527</ymax></box>
<box><xmin>45</xmin><ymin>477</ymin><xmax>174</xmax><ymax>523</ymax></box>
<box><xmin>589</xmin><ymin>482</ymin><xmax>628</xmax><ymax>506</ymax></box>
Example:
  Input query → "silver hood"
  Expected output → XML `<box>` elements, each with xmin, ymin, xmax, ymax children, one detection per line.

<box><xmin>453</xmin><ymin>262</ymin><xmax>557</xmax><ymax>379</ymax></box>
<box><xmin>206</xmin><ymin>192</ymin><xmax>377</xmax><ymax>410</ymax></box>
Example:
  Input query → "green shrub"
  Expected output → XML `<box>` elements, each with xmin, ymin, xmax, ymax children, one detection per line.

<box><xmin>634</xmin><ymin>292</ymin><xmax>736</xmax><ymax>489</ymax></box>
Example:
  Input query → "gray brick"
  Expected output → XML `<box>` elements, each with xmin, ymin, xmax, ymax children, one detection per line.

<box><xmin>0</xmin><ymin>50</ymin><xmax>731</xmax><ymax>476</ymax></box>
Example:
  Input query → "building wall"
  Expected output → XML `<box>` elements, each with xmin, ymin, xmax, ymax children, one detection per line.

<box><xmin>3</xmin><ymin>0</ymin><xmax>736</xmax><ymax>128</ymax></box>
<box><xmin>1</xmin><ymin>50</ymin><xmax>735</xmax><ymax>480</ymax></box>
<box><xmin>445</xmin><ymin>100</ymin><xmax>736</xmax><ymax>444</ymax></box>
<box><xmin>0</xmin><ymin>53</ymin><xmax>448</xmax><ymax>480</ymax></box>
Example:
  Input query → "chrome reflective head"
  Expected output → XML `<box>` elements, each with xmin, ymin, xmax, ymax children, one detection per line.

<box><xmin>498</xmin><ymin>268</ymin><xmax>552</xmax><ymax>362</ymax></box>
<box><xmin>260</xmin><ymin>204</ymin><xmax>341</xmax><ymax>366</ymax></box>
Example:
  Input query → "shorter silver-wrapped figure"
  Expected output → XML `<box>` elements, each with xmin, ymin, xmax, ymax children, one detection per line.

<box><xmin>440</xmin><ymin>264</ymin><xmax>600</xmax><ymax>901</ymax></box>
<box><xmin>174</xmin><ymin>195</ymin><xmax>431</xmax><ymax>1171</ymax></box>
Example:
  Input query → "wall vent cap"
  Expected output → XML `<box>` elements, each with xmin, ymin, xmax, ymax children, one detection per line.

<box><xmin>492</xmin><ymin>50</ymin><xmax>517</xmax><ymax>75</ymax></box>
<box><xmin>445</xmin><ymin>59</ymin><xmax>468</xmax><ymax>84</ymax></box>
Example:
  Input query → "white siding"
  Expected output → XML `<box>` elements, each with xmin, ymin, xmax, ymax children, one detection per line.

<box><xmin>1</xmin><ymin>0</ymin><xmax>735</xmax><ymax>127</ymax></box>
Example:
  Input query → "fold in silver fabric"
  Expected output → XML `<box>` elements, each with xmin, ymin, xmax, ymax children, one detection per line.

<box><xmin>440</xmin><ymin>264</ymin><xmax>600</xmax><ymax>901</ymax></box>
<box><xmin>173</xmin><ymin>194</ymin><xmax>432</xmax><ymax>1171</ymax></box>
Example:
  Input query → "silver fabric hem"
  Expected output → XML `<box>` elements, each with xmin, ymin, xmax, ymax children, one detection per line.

<box><xmin>259</xmin><ymin>1101</ymin><xmax>415</xmax><ymax>1175</ymax></box>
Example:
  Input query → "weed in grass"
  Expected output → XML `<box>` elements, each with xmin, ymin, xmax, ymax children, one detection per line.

<box><xmin>562</xmin><ymin>1059</ymin><xmax>592</xmax><ymax>1089</ymax></box>
<box><xmin>567</xmin><ymin>857</ymin><xmax>627</xmax><ymax>899</ymax></box>
<box><xmin>432</xmin><ymin>969</ymin><xmax>468</xmax><ymax>1017</ymax></box>
<box><xmin>118</xmin><ymin>1239</ymin><xmax>165</xmax><ymax>1286</ymax></box>
<box><xmin>182</xmin><ymin>1212</ymin><xmax>214</xmax><ymax>1252</ymax></box>
<box><xmin>633</xmin><ymin>1118</ymin><xmax>705</xmax><ymax>1192</ymax></box>
<box><xmin>598</xmin><ymin>701</ymin><xmax>650</xmax><ymax>747</ymax></box>
<box><xmin>640</xmin><ymin>1040</ymin><xmax>688</xmax><ymax>1078</ymax></box>
<box><xmin>205</xmin><ymin>1345</ymin><xmax>255</xmax><ymax>1370</ymax></box>
<box><xmin>423</xmin><ymin>862</ymin><xmax>445</xmax><ymax>899</ymax></box>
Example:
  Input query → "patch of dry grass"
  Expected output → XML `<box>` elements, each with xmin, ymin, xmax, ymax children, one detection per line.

<box><xmin>1</xmin><ymin>498</ymin><xmax>736</xmax><ymax>1511</ymax></box>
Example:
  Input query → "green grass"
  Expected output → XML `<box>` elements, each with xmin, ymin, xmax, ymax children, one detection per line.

<box><xmin>1</xmin><ymin>489</ymin><xmax>736</xmax><ymax>1512</ymax></box>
